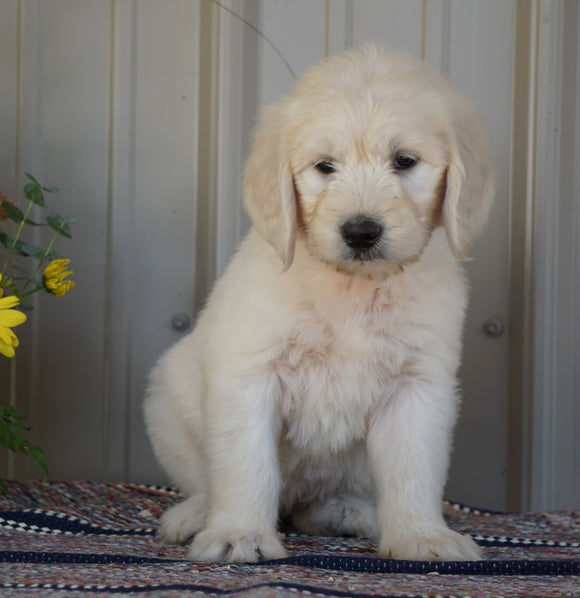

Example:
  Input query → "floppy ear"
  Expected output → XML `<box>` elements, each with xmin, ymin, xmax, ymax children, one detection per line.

<box><xmin>243</xmin><ymin>100</ymin><xmax>297</xmax><ymax>270</ymax></box>
<box><xmin>443</xmin><ymin>98</ymin><xmax>496</xmax><ymax>260</ymax></box>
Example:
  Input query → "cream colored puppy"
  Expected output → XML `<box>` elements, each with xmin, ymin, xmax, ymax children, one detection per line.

<box><xmin>144</xmin><ymin>45</ymin><xmax>495</xmax><ymax>563</ymax></box>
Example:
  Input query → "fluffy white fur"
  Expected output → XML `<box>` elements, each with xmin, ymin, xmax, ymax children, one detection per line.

<box><xmin>144</xmin><ymin>45</ymin><xmax>495</xmax><ymax>563</ymax></box>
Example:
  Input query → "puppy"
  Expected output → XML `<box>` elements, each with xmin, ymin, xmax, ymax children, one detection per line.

<box><xmin>144</xmin><ymin>44</ymin><xmax>495</xmax><ymax>563</ymax></box>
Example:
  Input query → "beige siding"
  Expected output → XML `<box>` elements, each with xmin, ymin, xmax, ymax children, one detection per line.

<box><xmin>1</xmin><ymin>0</ymin><xmax>578</xmax><ymax>511</ymax></box>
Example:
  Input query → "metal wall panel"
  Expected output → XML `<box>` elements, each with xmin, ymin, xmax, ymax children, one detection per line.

<box><xmin>1</xmin><ymin>0</ymin><xmax>577</xmax><ymax>511</ymax></box>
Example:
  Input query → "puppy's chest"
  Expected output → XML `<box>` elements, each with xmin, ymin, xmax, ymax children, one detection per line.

<box><xmin>272</xmin><ymin>302</ymin><xmax>402</xmax><ymax>452</ymax></box>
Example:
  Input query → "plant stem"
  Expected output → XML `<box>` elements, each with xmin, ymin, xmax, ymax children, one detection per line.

<box><xmin>207</xmin><ymin>0</ymin><xmax>297</xmax><ymax>80</ymax></box>
<box><xmin>22</xmin><ymin>284</ymin><xmax>44</xmax><ymax>297</ymax></box>
<box><xmin>1</xmin><ymin>199</ymin><xmax>34</xmax><ymax>273</ymax></box>
<box><xmin>22</xmin><ymin>230</ymin><xmax>59</xmax><ymax>290</ymax></box>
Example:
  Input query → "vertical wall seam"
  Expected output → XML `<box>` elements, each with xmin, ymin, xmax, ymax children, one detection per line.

<box><xmin>9</xmin><ymin>0</ymin><xmax>44</xmax><ymax>478</ymax></box>
<box><xmin>195</xmin><ymin>0</ymin><xmax>220</xmax><ymax>314</ymax></box>
<box><xmin>524</xmin><ymin>0</ymin><xmax>539</xmax><ymax>511</ymax></box>
<box><xmin>29</xmin><ymin>0</ymin><xmax>43</xmax><ymax>480</ymax></box>
<box><xmin>526</xmin><ymin>0</ymin><xmax>572</xmax><ymax>509</ymax></box>
<box><xmin>11</xmin><ymin>0</ymin><xmax>22</xmax><ymax>477</ymax></box>
<box><xmin>13</xmin><ymin>0</ymin><xmax>22</xmax><ymax>197</ymax></box>
<box><xmin>574</xmin><ymin>4</ymin><xmax>580</xmax><ymax>503</ymax></box>
<box><xmin>538</xmin><ymin>0</ymin><xmax>566</xmax><ymax>509</ymax></box>
<box><xmin>420</xmin><ymin>0</ymin><xmax>427</xmax><ymax>61</ymax></box>
<box><xmin>575</xmin><ymin>2</ymin><xmax>580</xmax><ymax>415</ymax></box>
<box><xmin>507</xmin><ymin>0</ymin><xmax>537</xmax><ymax>511</ymax></box>
<box><xmin>215</xmin><ymin>0</ymin><xmax>240</xmax><ymax>275</ymax></box>
<box><xmin>123</xmin><ymin>0</ymin><xmax>139</xmax><ymax>481</ymax></box>
<box><xmin>324</xmin><ymin>0</ymin><xmax>331</xmax><ymax>58</ymax></box>
<box><xmin>230</xmin><ymin>2</ymin><xmax>245</xmax><ymax>257</ymax></box>
<box><xmin>8</xmin><ymin>3</ymin><xmax>24</xmax><ymax>476</ymax></box>
<box><xmin>440</xmin><ymin>0</ymin><xmax>450</xmax><ymax>76</ymax></box>
<box><xmin>344</xmin><ymin>0</ymin><xmax>353</xmax><ymax>49</ymax></box>
<box><xmin>546</xmin><ymin>0</ymin><xmax>565</xmax><ymax>510</ymax></box>
<box><xmin>189</xmin><ymin>0</ymin><xmax>201</xmax><ymax>318</ymax></box>
<box><xmin>8</xmin><ymin>3</ymin><xmax>24</xmax><ymax>452</ymax></box>
<box><xmin>102</xmin><ymin>0</ymin><xmax>116</xmax><ymax>480</ymax></box>
<box><xmin>561</xmin><ymin>0</ymin><xmax>579</xmax><ymax>504</ymax></box>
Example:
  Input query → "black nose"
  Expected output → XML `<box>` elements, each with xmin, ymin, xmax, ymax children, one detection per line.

<box><xmin>340</xmin><ymin>217</ymin><xmax>384</xmax><ymax>250</ymax></box>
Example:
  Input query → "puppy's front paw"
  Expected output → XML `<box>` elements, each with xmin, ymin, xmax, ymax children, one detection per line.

<box><xmin>188</xmin><ymin>528</ymin><xmax>288</xmax><ymax>563</ymax></box>
<box><xmin>158</xmin><ymin>495</ymin><xmax>206</xmax><ymax>545</ymax></box>
<box><xmin>379</xmin><ymin>528</ymin><xmax>481</xmax><ymax>561</ymax></box>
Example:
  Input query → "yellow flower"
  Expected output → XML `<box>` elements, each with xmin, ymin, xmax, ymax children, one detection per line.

<box><xmin>0</xmin><ymin>274</ymin><xmax>27</xmax><ymax>358</ymax></box>
<box><xmin>42</xmin><ymin>259</ymin><xmax>75</xmax><ymax>297</ymax></box>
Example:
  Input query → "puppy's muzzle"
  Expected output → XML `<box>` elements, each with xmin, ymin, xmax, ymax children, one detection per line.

<box><xmin>340</xmin><ymin>217</ymin><xmax>384</xmax><ymax>259</ymax></box>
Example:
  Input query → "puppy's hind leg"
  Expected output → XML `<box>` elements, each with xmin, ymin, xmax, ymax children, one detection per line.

<box><xmin>291</xmin><ymin>496</ymin><xmax>378</xmax><ymax>539</ymax></box>
<box><xmin>147</xmin><ymin>408</ymin><xmax>208</xmax><ymax>544</ymax></box>
<box><xmin>144</xmin><ymin>380</ymin><xmax>207</xmax><ymax>545</ymax></box>
<box><xmin>159</xmin><ymin>494</ymin><xmax>207</xmax><ymax>545</ymax></box>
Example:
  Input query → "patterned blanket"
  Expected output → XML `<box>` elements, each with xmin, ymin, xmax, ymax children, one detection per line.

<box><xmin>0</xmin><ymin>481</ymin><xmax>578</xmax><ymax>597</ymax></box>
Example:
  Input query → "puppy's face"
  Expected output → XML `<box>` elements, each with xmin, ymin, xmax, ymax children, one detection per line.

<box><xmin>244</xmin><ymin>46</ymin><xmax>495</xmax><ymax>274</ymax></box>
<box><xmin>289</xmin><ymin>97</ymin><xmax>449</xmax><ymax>276</ymax></box>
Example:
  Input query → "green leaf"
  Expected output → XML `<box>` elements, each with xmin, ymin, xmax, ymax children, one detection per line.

<box><xmin>7</xmin><ymin>422</ymin><xmax>30</xmax><ymax>435</ymax></box>
<box><xmin>19</xmin><ymin>243</ymin><xmax>47</xmax><ymax>259</ymax></box>
<box><xmin>28</xmin><ymin>445</ymin><xmax>49</xmax><ymax>479</ymax></box>
<box><xmin>1</xmin><ymin>200</ymin><xmax>42</xmax><ymax>225</ymax></box>
<box><xmin>6</xmin><ymin>239</ymin><xmax>35</xmax><ymax>258</ymax></box>
<box><xmin>22</xmin><ymin>173</ymin><xmax>59</xmax><ymax>206</ymax></box>
<box><xmin>46</xmin><ymin>212</ymin><xmax>72</xmax><ymax>238</ymax></box>
<box><xmin>0</xmin><ymin>406</ymin><xmax>48</xmax><ymax>483</ymax></box>
<box><xmin>0</xmin><ymin>405</ymin><xmax>26</xmax><ymax>419</ymax></box>
<box><xmin>0</xmin><ymin>200</ymin><xmax>24</xmax><ymax>222</ymax></box>
<box><xmin>46</xmin><ymin>248</ymin><xmax>63</xmax><ymax>260</ymax></box>
<box><xmin>23</xmin><ymin>182</ymin><xmax>46</xmax><ymax>207</ymax></box>
<box><xmin>24</xmin><ymin>174</ymin><xmax>58</xmax><ymax>196</ymax></box>
<box><xmin>24</xmin><ymin>172</ymin><xmax>41</xmax><ymax>185</ymax></box>
<box><xmin>42</xmin><ymin>185</ymin><xmax>59</xmax><ymax>194</ymax></box>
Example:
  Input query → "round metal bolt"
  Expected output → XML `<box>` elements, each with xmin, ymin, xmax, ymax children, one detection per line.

<box><xmin>171</xmin><ymin>313</ymin><xmax>191</xmax><ymax>333</ymax></box>
<box><xmin>483</xmin><ymin>316</ymin><xmax>504</xmax><ymax>338</ymax></box>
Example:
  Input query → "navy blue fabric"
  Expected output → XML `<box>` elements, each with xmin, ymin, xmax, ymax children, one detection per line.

<box><xmin>259</xmin><ymin>555</ymin><xmax>580</xmax><ymax>576</ymax></box>
<box><xmin>2</xmin><ymin>506</ymin><xmax>579</xmax><ymax>579</ymax></box>
<box><xmin>1</xmin><ymin>550</ymin><xmax>579</xmax><ymax>576</ymax></box>
<box><xmin>0</xmin><ymin>550</ymin><xmax>170</xmax><ymax>565</ymax></box>
<box><xmin>0</xmin><ymin>510</ymin><xmax>154</xmax><ymax>536</ymax></box>
<box><xmin>1</xmin><ymin>579</ymin><xmax>404</xmax><ymax>598</ymax></box>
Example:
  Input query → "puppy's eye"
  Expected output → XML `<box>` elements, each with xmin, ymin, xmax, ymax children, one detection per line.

<box><xmin>394</xmin><ymin>154</ymin><xmax>417</xmax><ymax>171</ymax></box>
<box><xmin>315</xmin><ymin>160</ymin><xmax>336</xmax><ymax>175</ymax></box>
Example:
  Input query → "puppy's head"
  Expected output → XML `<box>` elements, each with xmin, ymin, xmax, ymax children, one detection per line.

<box><xmin>244</xmin><ymin>44</ymin><xmax>495</xmax><ymax>275</ymax></box>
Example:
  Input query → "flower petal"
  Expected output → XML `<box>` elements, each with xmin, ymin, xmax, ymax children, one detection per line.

<box><xmin>0</xmin><ymin>340</ymin><xmax>16</xmax><ymax>358</ymax></box>
<box><xmin>0</xmin><ymin>311</ymin><xmax>27</xmax><ymax>327</ymax></box>
<box><xmin>0</xmin><ymin>295</ymin><xmax>21</xmax><ymax>310</ymax></box>
<box><xmin>44</xmin><ymin>259</ymin><xmax>70</xmax><ymax>278</ymax></box>
<box><xmin>0</xmin><ymin>326</ymin><xmax>14</xmax><ymax>345</ymax></box>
